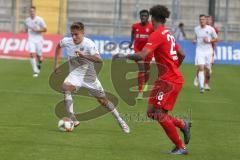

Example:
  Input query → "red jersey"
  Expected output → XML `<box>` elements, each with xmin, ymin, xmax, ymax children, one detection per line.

<box><xmin>213</xmin><ymin>26</ymin><xmax>218</xmax><ymax>34</ymax></box>
<box><xmin>132</xmin><ymin>22</ymin><xmax>154</xmax><ymax>52</ymax></box>
<box><xmin>212</xmin><ymin>26</ymin><xmax>218</xmax><ymax>49</ymax></box>
<box><xmin>144</xmin><ymin>26</ymin><xmax>184</xmax><ymax>84</ymax></box>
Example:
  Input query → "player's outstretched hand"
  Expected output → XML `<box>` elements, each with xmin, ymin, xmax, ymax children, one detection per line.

<box><xmin>112</xmin><ymin>53</ymin><xmax>127</xmax><ymax>61</ymax></box>
<box><xmin>128</xmin><ymin>43</ymin><xmax>133</xmax><ymax>49</ymax></box>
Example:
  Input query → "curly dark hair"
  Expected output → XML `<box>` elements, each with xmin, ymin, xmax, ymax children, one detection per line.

<box><xmin>139</xmin><ymin>9</ymin><xmax>149</xmax><ymax>16</ymax></box>
<box><xmin>149</xmin><ymin>5</ymin><xmax>170</xmax><ymax>24</ymax></box>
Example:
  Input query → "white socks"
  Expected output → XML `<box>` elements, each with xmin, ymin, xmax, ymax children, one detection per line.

<box><xmin>64</xmin><ymin>91</ymin><xmax>74</xmax><ymax>115</ymax></box>
<box><xmin>112</xmin><ymin>109</ymin><xmax>123</xmax><ymax>121</ymax></box>
<box><xmin>106</xmin><ymin>101</ymin><xmax>122</xmax><ymax>121</ymax></box>
<box><xmin>30</xmin><ymin>58</ymin><xmax>39</xmax><ymax>74</ymax></box>
<box><xmin>198</xmin><ymin>71</ymin><xmax>205</xmax><ymax>89</ymax></box>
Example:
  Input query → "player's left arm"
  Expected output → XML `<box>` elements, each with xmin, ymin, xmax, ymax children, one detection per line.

<box><xmin>76</xmin><ymin>42</ymin><xmax>102</xmax><ymax>63</ymax></box>
<box><xmin>210</xmin><ymin>28</ymin><xmax>218</xmax><ymax>43</ymax></box>
<box><xmin>175</xmin><ymin>44</ymin><xmax>185</xmax><ymax>67</ymax></box>
<box><xmin>112</xmin><ymin>47</ymin><xmax>151</xmax><ymax>62</ymax></box>
<box><xmin>34</xmin><ymin>27</ymin><xmax>47</xmax><ymax>33</ymax></box>
<box><xmin>32</xmin><ymin>18</ymin><xmax>47</xmax><ymax>33</ymax></box>
<box><xmin>113</xmin><ymin>32</ymin><xmax>158</xmax><ymax>61</ymax></box>
<box><xmin>76</xmin><ymin>51</ymin><xmax>103</xmax><ymax>63</ymax></box>
<box><xmin>203</xmin><ymin>27</ymin><xmax>218</xmax><ymax>43</ymax></box>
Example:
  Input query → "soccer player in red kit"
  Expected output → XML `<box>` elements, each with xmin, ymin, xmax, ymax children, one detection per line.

<box><xmin>206</xmin><ymin>15</ymin><xmax>218</xmax><ymax>89</ymax></box>
<box><xmin>114</xmin><ymin>5</ymin><xmax>191</xmax><ymax>155</ymax></box>
<box><xmin>129</xmin><ymin>10</ymin><xmax>154</xmax><ymax>99</ymax></box>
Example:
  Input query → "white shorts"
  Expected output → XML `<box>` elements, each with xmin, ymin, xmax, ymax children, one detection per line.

<box><xmin>195</xmin><ymin>51</ymin><xmax>212</xmax><ymax>70</ymax></box>
<box><xmin>27</xmin><ymin>41</ymin><xmax>43</xmax><ymax>56</ymax></box>
<box><xmin>64</xmin><ymin>72</ymin><xmax>106</xmax><ymax>98</ymax></box>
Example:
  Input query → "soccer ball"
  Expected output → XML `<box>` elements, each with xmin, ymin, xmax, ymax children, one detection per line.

<box><xmin>58</xmin><ymin>117</ymin><xmax>74</xmax><ymax>132</ymax></box>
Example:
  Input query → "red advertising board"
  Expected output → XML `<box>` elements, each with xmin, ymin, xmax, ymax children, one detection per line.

<box><xmin>0</xmin><ymin>32</ymin><xmax>63</xmax><ymax>59</ymax></box>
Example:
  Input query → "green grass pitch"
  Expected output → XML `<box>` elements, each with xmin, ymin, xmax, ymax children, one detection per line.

<box><xmin>0</xmin><ymin>59</ymin><xmax>239</xmax><ymax>160</ymax></box>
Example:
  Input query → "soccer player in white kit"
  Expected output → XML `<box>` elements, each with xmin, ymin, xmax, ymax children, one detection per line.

<box><xmin>54</xmin><ymin>22</ymin><xmax>130</xmax><ymax>133</ymax></box>
<box><xmin>193</xmin><ymin>15</ymin><xmax>218</xmax><ymax>93</ymax></box>
<box><xmin>24</xmin><ymin>6</ymin><xmax>47</xmax><ymax>77</ymax></box>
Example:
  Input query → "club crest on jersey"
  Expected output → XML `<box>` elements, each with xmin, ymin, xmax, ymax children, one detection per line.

<box><xmin>136</xmin><ymin>29</ymin><xmax>139</xmax><ymax>32</ymax></box>
<box><xmin>146</xmin><ymin>28</ymin><xmax>149</xmax><ymax>32</ymax></box>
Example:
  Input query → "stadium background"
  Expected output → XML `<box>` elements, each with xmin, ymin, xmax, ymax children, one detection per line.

<box><xmin>0</xmin><ymin>0</ymin><xmax>240</xmax><ymax>65</ymax></box>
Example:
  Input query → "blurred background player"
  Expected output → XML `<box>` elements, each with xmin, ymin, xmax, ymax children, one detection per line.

<box><xmin>207</xmin><ymin>15</ymin><xmax>219</xmax><ymax>35</ymax></box>
<box><xmin>193</xmin><ymin>15</ymin><xmax>218</xmax><ymax>93</ymax></box>
<box><xmin>24</xmin><ymin>6</ymin><xmax>47</xmax><ymax>77</ymax></box>
<box><xmin>173</xmin><ymin>22</ymin><xmax>187</xmax><ymax>41</ymax></box>
<box><xmin>114</xmin><ymin>5</ymin><xmax>191</xmax><ymax>155</ymax></box>
<box><xmin>54</xmin><ymin>22</ymin><xmax>130</xmax><ymax>133</ymax></box>
<box><xmin>129</xmin><ymin>9</ymin><xmax>154</xmax><ymax>100</ymax></box>
<box><xmin>194</xmin><ymin>15</ymin><xmax>219</xmax><ymax>89</ymax></box>
<box><xmin>205</xmin><ymin>15</ymin><xmax>218</xmax><ymax>88</ymax></box>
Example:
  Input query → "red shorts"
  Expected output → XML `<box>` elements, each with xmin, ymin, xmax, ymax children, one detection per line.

<box><xmin>148</xmin><ymin>80</ymin><xmax>183</xmax><ymax>111</ymax></box>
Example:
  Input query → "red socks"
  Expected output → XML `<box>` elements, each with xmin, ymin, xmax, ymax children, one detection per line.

<box><xmin>157</xmin><ymin>113</ymin><xmax>185</xmax><ymax>149</ymax></box>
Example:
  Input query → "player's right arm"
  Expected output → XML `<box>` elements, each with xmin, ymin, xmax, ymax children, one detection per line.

<box><xmin>193</xmin><ymin>28</ymin><xmax>197</xmax><ymax>43</ymax></box>
<box><xmin>129</xmin><ymin>25</ymin><xmax>135</xmax><ymax>48</ymax></box>
<box><xmin>54</xmin><ymin>43</ymin><xmax>61</xmax><ymax>72</ymax></box>
<box><xmin>22</xmin><ymin>19</ymin><xmax>28</xmax><ymax>33</ymax></box>
<box><xmin>193</xmin><ymin>35</ymin><xmax>197</xmax><ymax>43</ymax></box>
<box><xmin>176</xmin><ymin>44</ymin><xmax>185</xmax><ymax>67</ymax></box>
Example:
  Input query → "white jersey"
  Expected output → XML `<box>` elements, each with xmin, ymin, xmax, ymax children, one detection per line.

<box><xmin>25</xmin><ymin>16</ymin><xmax>46</xmax><ymax>42</ymax></box>
<box><xmin>194</xmin><ymin>25</ymin><xmax>217</xmax><ymax>53</ymax></box>
<box><xmin>59</xmin><ymin>37</ymin><xmax>99</xmax><ymax>79</ymax></box>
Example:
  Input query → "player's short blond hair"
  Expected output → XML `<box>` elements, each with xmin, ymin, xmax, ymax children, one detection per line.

<box><xmin>30</xmin><ymin>6</ymin><xmax>36</xmax><ymax>10</ymax></box>
<box><xmin>70</xmin><ymin>22</ymin><xmax>84</xmax><ymax>31</ymax></box>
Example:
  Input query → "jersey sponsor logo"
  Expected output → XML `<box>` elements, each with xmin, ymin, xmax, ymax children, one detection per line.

<box><xmin>135</xmin><ymin>34</ymin><xmax>149</xmax><ymax>39</ymax></box>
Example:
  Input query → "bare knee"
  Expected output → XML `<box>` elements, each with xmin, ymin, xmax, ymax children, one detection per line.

<box><xmin>97</xmin><ymin>97</ymin><xmax>108</xmax><ymax>106</ymax></box>
<box><xmin>198</xmin><ymin>65</ymin><xmax>204</xmax><ymax>71</ymax></box>
<box><xmin>62</xmin><ymin>83</ymin><xmax>76</xmax><ymax>92</ymax></box>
